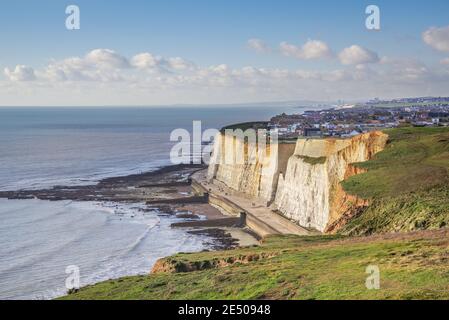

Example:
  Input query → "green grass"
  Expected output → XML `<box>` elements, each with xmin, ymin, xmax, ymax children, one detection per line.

<box><xmin>61</xmin><ymin>231</ymin><xmax>449</xmax><ymax>300</ymax></box>
<box><xmin>341</xmin><ymin>127</ymin><xmax>449</xmax><ymax>235</ymax></box>
<box><xmin>298</xmin><ymin>155</ymin><xmax>327</xmax><ymax>165</ymax></box>
<box><xmin>221</xmin><ymin>122</ymin><xmax>269</xmax><ymax>132</ymax></box>
<box><xmin>60</xmin><ymin>127</ymin><xmax>449</xmax><ymax>300</ymax></box>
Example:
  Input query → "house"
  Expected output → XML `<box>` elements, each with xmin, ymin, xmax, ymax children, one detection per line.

<box><xmin>304</xmin><ymin>128</ymin><xmax>322</xmax><ymax>137</ymax></box>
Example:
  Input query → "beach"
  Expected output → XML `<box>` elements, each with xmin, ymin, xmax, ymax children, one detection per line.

<box><xmin>0</xmin><ymin>163</ymin><xmax>260</xmax><ymax>299</ymax></box>
<box><xmin>0</xmin><ymin>106</ymin><xmax>299</xmax><ymax>299</ymax></box>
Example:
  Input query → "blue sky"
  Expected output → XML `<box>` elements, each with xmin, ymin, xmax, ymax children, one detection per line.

<box><xmin>1</xmin><ymin>0</ymin><xmax>449</xmax><ymax>105</ymax></box>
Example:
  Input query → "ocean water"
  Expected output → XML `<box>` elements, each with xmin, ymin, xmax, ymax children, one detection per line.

<box><xmin>0</xmin><ymin>106</ymin><xmax>299</xmax><ymax>299</ymax></box>
<box><xmin>0</xmin><ymin>199</ymin><xmax>209</xmax><ymax>299</ymax></box>
<box><xmin>0</xmin><ymin>107</ymin><xmax>299</xmax><ymax>190</ymax></box>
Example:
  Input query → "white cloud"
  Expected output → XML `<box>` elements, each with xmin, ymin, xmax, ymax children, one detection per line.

<box><xmin>35</xmin><ymin>49</ymin><xmax>196</xmax><ymax>83</ymax></box>
<box><xmin>131</xmin><ymin>53</ymin><xmax>163</xmax><ymax>69</ymax></box>
<box><xmin>85</xmin><ymin>49</ymin><xmax>130</xmax><ymax>69</ymax></box>
<box><xmin>209</xmin><ymin>64</ymin><xmax>230</xmax><ymax>76</ymax></box>
<box><xmin>387</xmin><ymin>59</ymin><xmax>433</xmax><ymax>81</ymax></box>
<box><xmin>280</xmin><ymin>39</ymin><xmax>332</xmax><ymax>60</ymax></box>
<box><xmin>441</xmin><ymin>57</ymin><xmax>449</xmax><ymax>65</ymax></box>
<box><xmin>423</xmin><ymin>26</ymin><xmax>449</xmax><ymax>52</ymax></box>
<box><xmin>43</xmin><ymin>57</ymin><xmax>89</xmax><ymax>81</ymax></box>
<box><xmin>131</xmin><ymin>53</ymin><xmax>194</xmax><ymax>72</ymax></box>
<box><xmin>42</xmin><ymin>55</ymin><xmax>123</xmax><ymax>82</ymax></box>
<box><xmin>2</xmin><ymin>47</ymin><xmax>449</xmax><ymax>105</ymax></box>
<box><xmin>301</xmin><ymin>40</ymin><xmax>333</xmax><ymax>59</ymax></box>
<box><xmin>4</xmin><ymin>65</ymin><xmax>36</xmax><ymax>81</ymax></box>
<box><xmin>166</xmin><ymin>57</ymin><xmax>195</xmax><ymax>71</ymax></box>
<box><xmin>247</xmin><ymin>38</ymin><xmax>271</xmax><ymax>53</ymax></box>
<box><xmin>338</xmin><ymin>45</ymin><xmax>379</xmax><ymax>65</ymax></box>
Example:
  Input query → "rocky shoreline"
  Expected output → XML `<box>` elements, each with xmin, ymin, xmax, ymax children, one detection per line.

<box><xmin>0</xmin><ymin>164</ymin><xmax>258</xmax><ymax>251</ymax></box>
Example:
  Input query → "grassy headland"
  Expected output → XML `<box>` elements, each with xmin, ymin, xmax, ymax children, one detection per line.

<box><xmin>341</xmin><ymin>127</ymin><xmax>449</xmax><ymax>235</ymax></box>
<box><xmin>61</xmin><ymin>230</ymin><xmax>449</xmax><ymax>300</ymax></box>
<box><xmin>61</xmin><ymin>127</ymin><xmax>449</xmax><ymax>300</ymax></box>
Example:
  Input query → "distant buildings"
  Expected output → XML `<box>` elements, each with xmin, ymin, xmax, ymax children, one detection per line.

<box><xmin>269</xmin><ymin>96</ymin><xmax>449</xmax><ymax>138</ymax></box>
<box><xmin>304</xmin><ymin>128</ymin><xmax>322</xmax><ymax>137</ymax></box>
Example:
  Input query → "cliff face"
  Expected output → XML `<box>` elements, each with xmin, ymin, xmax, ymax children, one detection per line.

<box><xmin>208</xmin><ymin>131</ymin><xmax>388</xmax><ymax>232</ymax></box>
<box><xmin>274</xmin><ymin>132</ymin><xmax>388</xmax><ymax>232</ymax></box>
<box><xmin>207</xmin><ymin>133</ymin><xmax>295</xmax><ymax>205</ymax></box>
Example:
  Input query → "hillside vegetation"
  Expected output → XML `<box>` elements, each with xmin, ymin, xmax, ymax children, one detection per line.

<box><xmin>61</xmin><ymin>127</ymin><xmax>449</xmax><ymax>300</ymax></box>
<box><xmin>62</xmin><ymin>230</ymin><xmax>449</xmax><ymax>300</ymax></box>
<box><xmin>341</xmin><ymin>127</ymin><xmax>449</xmax><ymax>235</ymax></box>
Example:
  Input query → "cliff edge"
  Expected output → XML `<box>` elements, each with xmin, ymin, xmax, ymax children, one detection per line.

<box><xmin>274</xmin><ymin>131</ymin><xmax>388</xmax><ymax>232</ymax></box>
<box><xmin>207</xmin><ymin>130</ymin><xmax>388</xmax><ymax>233</ymax></box>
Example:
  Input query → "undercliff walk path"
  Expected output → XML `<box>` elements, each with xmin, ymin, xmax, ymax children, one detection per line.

<box><xmin>192</xmin><ymin>169</ymin><xmax>313</xmax><ymax>237</ymax></box>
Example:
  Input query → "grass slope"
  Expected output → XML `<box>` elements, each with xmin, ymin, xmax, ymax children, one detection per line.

<box><xmin>341</xmin><ymin>127</ymin><xmax>449</xmax><ymax>235</ymax></box>
<box><xmin>61</xmin><ymin>127</ymin><xmax>449</xmax><ymax>300</ymax></box>
<box><xmin>61</xmin><ymin>230</ymin><xmax>449</xmax><ymax>300</ymax></box>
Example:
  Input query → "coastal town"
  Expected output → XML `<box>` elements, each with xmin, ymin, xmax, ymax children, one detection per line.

<box><xmin>269</xmin><ymin>96</ymin><xmax>449</xmax><ymax>138</ymax></box>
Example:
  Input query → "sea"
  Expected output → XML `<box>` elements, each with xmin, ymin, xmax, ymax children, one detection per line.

<box><xmin>0</xmin><ymin>106</ymin><xmax>301</xmax><ymax>299</ymax></box>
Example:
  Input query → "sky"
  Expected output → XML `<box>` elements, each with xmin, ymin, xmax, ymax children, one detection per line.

<box><xmin>0</xmin><ymin>0</ymin><xmax>449</xmax><ymax>106</ymax></box>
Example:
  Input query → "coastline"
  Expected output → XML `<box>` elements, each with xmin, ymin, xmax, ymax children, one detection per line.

<box><xmin>58</xmin><ymin>126</ymin><xmax>449</xmax><ymax>300</ymax></box>
<box><xmin>0</xmin><ymin>164</ymin><xmax>259</xmax><ymax>299</ymax></box>
<box><xmin>0</xmin><ymin>163</ymin><xmax>258</xmax><ymax>248</ymax></box>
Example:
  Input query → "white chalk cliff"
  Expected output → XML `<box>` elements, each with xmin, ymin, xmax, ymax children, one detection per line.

<box><xmin>208</xmin><ymin>131</ymin><xmax>388</xmax><ymax>232</ymax></box>
<box><xmin>207</xmin><ymin>132</ymin><xmax>295</xmax><ymax>205</ymax></box>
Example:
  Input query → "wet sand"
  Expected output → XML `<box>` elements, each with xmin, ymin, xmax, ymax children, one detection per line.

<box><xmin>0</xmin><ymin>164</ymin><xmax>259</xmax><ymax>250</ymax></box>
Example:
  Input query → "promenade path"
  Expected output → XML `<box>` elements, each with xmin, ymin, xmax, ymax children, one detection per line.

<box><xmin>192</xmin><ymin>169</ymin><xmax>315</xmax><ymax>237</ymax></box>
